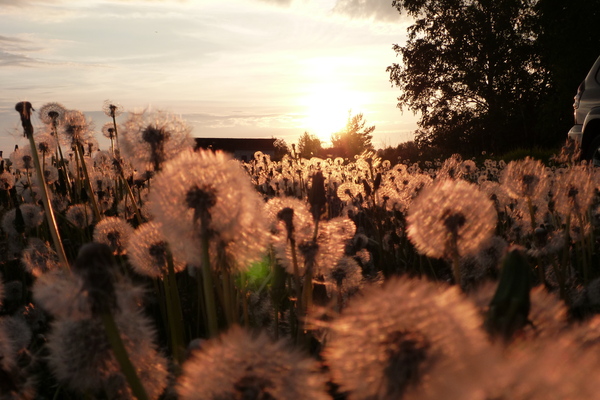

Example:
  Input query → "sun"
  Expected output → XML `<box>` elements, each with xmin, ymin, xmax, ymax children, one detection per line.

<box><xmin>300</xmin><ymin>83</ymin><xmax>366</xmax><ymax>145</ymax></box>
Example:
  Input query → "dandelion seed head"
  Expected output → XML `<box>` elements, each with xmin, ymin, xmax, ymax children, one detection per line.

<box><xmin>436</xmin><ymin>154</ymin><xmax>464</xmax><ymax>180</ymax></box>
<box><xmin>101</xmin><ymin>122</ymin><xmax>118</xmax><ymax>140</ymax></box>
<box><xmin>149</xmin><ymin>148</ymin><xmax>269</xmax><ymax>270</ymax></box>
<box><xmin>1</xmin><ymin>204</ymin><xmax>44</xmax><ymax>236</ymax></box>
<box><xmin>61</xmin><ymin>109</ymin><xmax>95</xmax><ymax>147</ymax></box>
<box><xmin>127</xmin><ymin>221</ymin><xmax>186</xmax><ymax>278</ymax></box>
<box><xmin>266</xmin><ymin>197</ymin><xmax>316</xmax><ymax>274</ymax></box>
<box><xmin>0</xmin><ymin>171</ymin><xmax>15</xmax><ymax>190</ymax></box>
<box><xmin>65</xmin><ymin>204</ymin><xmax>95</xmax><ymax>229</ymax></box>
<box><xmin>38</xmin><ymin>102</ymin><xmax>66</xmax><ymax>125</ymax></box>
<box><xmin>407</xmin><ymin>179</ymin><xmax>497</xmax><ymax>259</ymax></box>
<box><xmin>177</xmin><ymin>326</ymin><xmax>329</xmax><ymax>400</ymax></box>
<box><xmin>93</xmin><ymin>217</ymin><xmax>134</xmax><ymax>256</ymax></box>
<box><xmin>500</xmin><ymin>157</ymin><xmax>549</xmax><ymax>199</ymax></box>
<box><xmin>9</xmin><ymin>145</ymin><xmax>33</xmax><ymax>171</ymax></box>
<box><xmin>323</xmin><ymin>277</ymin><xmax>494</xmax><ymax>400</ymax></box>
<box><xmin>47</xmin><ymin>306</ymin><xmax>168</xmax><ymax>399</ymax></box>
<box><xmin>325</xmin><ymin>256</ymin><xmax>363</xmax><ymax>304</ymax></box>
<box><xmin>21</xmin><ymin>237</ymin><xmax>60</xmax><ymax>277</ymax></box>
<box><xmin>552</xmin><ymin>165</ymin><xmax>595</xmax><ymax>217</ymax></box>
<box><xmin>34</xmin><ymin>130</ymin><xmax>59</xmax><ymax>154</ymax></box>
<box><xmin>102</xmin><ymin>100</ymin><xmax>123</xmax><ymax>118</ymax></box>
<box><xmin>121</xmin><ymin>109</ymin><xmax>194</xmax><ymax>173</ymax></box>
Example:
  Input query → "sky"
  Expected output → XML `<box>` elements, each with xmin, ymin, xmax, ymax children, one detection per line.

<box><xmin>0</xmin><ymin>0</ymin><xmax>419</xmax><ymax>155</ymax></box>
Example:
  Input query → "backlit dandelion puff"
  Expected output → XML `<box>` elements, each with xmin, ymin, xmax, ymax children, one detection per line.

<box><xmin>38</xmin><ymin>102</ymin><xmax>67</xmax><ymax>126</ymax></box>
<box><xmin>37</xmin><ymin>244</ymin><xmax>168</xmax><ymax>398</ymax></box>
<box><xmin>1</xmin><ymin>204</ymin><xmax>44</xmax><ymax>236</ymax></box>
<box><xmin>126</xmin><ymin>221</ymin><xmax>186</xmax><ymax>278</ymax></box>
<box><xmin>485</xmin><ymin>336</ymin><xmax>600</xmax><ymax>400</ymax></box>
<box><xmin>9</xmin><ymin>145</ymin><xmax>34</xmax><ymax>172</ymax></box>
<box><xmin>313</xmin><ymin>216</ymin><xmax>356</xmax><ymax>275</ymax></box>
<box><xmin>120</xmin><ymin>109</ymin><xmax>194</xmax><ymax>173</ymax></box>
<box><xmin>265</xmin><ymin>196</ymin><xmax>315</xmax><ymax>275</ymax></box>
<box><xmin>407</xmin><ymin>179</ymin><xmax>497</xmax><ymax>285</ymax></box>
<box><xmin>61</xmin><ymin>109</ymin><xmax>95</xmax><ymax>148</ymax></box>
<box><xmin>177</xmin><ymin>326</ymin><xmax>330</xmax><ymax>400</ymax></box>
<box><xmin>33</xmin><ymin>164</ymin><xmax>59</xmax><ymax>186</ymax></box>
<box><xmin>436</xmin><ymin>154</ymin><xmax>464</xmax><ymax>180</ymax></box>
<box><xmin>324</xmin><ymin>255</ymin><xmax>363</xmax><ymax>307</ymax></box>
<box><xmin>500</xmin><ymin>157</ymin><xmax>550</xmax><ymax>200</ymax></box>
<box><xmin>0</xmin><ymin>171</ymin><xmax>15</xmax><ymax>190</ymax></box>
<box><xmin>407</xmin><ymin>180</ymin><xmax>498</xmax><ymax>285</ymax></box>
<box><xmin>149</xmin><ymin>148</ymin><xmax>269</xmax><ymax>270</ymax></box>
<box><xmin>93</xmin><ymin>217</ymin><xmax>134</xmax><ymax>256</ymax></box>
<box><xmin>102</xmin><ymin>100</ymin><xmax>123</xmax><ymax>118</ymax></box>
<box><xmin>34</xmin><ymin>130</ymin><xmax>60</xmax><ymax>158</ymax></box>
<box><xmin>552</xmin><ymin>165</ymin><xmax>595</xmax><ymax>218</ymax></box>
<box><xmin>323</xmin><ymin>276</ymin><xmax>496</xmax><ymax>400</ymax></box>
<box><xmin>21</xmin><ymin>237</ymin><xmax>60</xmax><ymax>277</ymax></box>
<box><xmin>15</xmin><ymin>177</ymin><xmax>42</xmax><ymax>204</ymax></box>
<box><xmin>46</xmin><ymin>303</ymin><xmax>168</xmax><ymax>399</ymax></box>
<box><xmin>336</xmin><ymin>182</ymin><xmax>364</xmax><ymax>204</ymax></box>
<box><xmin>65</xmin><ymin>203</ymin><xmax>95</xmax><ymax>229</ymax></box>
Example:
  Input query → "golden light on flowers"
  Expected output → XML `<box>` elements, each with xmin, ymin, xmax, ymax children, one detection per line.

<box><xmin>148</xmin><ymin>148</ymin><xmax>269</xmax><ymax>271</ymax></box>
<box><xmin>177</xmin><ymin>326</ymin><xmax>330</xmax><ymax>400</ymax></box>
<box><xmin>407</xmin><ymin>179</ymin><xmax>497</xmax><ymax>260</ymax></box>
<box><xmin>552</xmin><ymin>165</ymin><xmax>595</xmax><ymax>218</ymax></box>
<box><xmin>500</xmin><ymin>157</ymin><xmax>549</xmax><ymax>200</ymax></box>
<box><xmin>323</xmin><ymin>277</ymin><xmax>496</xmax><ymax>400</ymax></box>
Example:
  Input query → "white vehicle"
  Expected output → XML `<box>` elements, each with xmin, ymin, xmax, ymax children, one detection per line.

<box><xmin>568</xmin><ymin>55</ymin><xmax>600</xmax><ymax>165</ymax></box>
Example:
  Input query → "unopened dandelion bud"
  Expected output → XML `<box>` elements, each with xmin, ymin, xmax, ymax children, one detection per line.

<box><xmin>484</xmin><ymin>246</ymin><xmax>532</xmax><ymax>341</ymax></box>
<box><xmin>373</xmin><ymin>172</ymin><xmax>382</xmax><ymax>192</ymax></box>
<box><xmin>73</xmin><ymin>242</ymin><xmax>118</xmax><ymax>316</ymax></box>
<box><xmin>15</xmin><ymin>102</ymin><xmax>34</xmax><ymax>138</ymax></box>
<box><xmin>309</xmin><ymin>171</ymin><xmax>326</xmax><ymax>221</ymax></box>
<box><xmin>362</xmin><ymin>179</ymin><xmax>372</xmax><ymax>197</ymax></box>
<box><xmin>276</xmin><ymin>207</ymin><xmax>295</xmax><ymax>239</ymax></box>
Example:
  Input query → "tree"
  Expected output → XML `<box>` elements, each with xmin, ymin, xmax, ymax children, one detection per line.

<box><xmin>330</xmin><ymin>112</ymin><xmax>375</xmax><ymax>158</ymax></box>
<box><xmin>297</xmin><ymin>131</ymin><xmax>323</xmax><ymax>158</ymax></box>
<box><xmin>534</xmin><ymin>0</ymin><xmax>600</xmax><ymax>143</ymax></box>
<box><xmin>387</xmin><ymin>0</ymin><xmax>558</xmax><ymax>156</ymax></box>
<box><xmin>273</xmin><ymin>137</ymin><xmax>290</xmax><ymax>161</ymax></box>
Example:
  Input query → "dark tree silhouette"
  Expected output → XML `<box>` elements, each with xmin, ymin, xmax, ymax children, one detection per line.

<box><xmin>387</xmin><ymin>0</ymin><xmax>600</xmax><ymax>157</ymax></box>
<box><xmin>297</xmin><ymin>131</ymin><xmax>323</xmax><ymax>158</ymax></box>
<box><xmin>273</xmin><ymin>138</ymin><xmax>290</xmax><ymax>160</ymax></box>
<box><xmin>330</xmin><ymin>112</ymin><xmax>375</xmax><ymax>158</ymax></box>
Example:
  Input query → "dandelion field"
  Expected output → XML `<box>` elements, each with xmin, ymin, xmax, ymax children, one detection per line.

<box><xmin>2</xmin><ymin>100</ymin><xmax>600</xmax><ymax>399</ymax></box>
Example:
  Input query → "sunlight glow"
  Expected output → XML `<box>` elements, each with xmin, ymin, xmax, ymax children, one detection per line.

<box><xmin>300</xmin><ymin>83</ymin><xmax>367</xmax><ymax>145</ymax></box>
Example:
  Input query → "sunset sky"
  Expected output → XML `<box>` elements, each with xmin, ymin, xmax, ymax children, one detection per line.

<box><xmin>0</xmin><ymin>0</ymin><xmax>418</xmax><ymax>154</ymax></box>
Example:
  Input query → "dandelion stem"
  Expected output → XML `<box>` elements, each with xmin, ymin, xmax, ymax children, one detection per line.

<box><xmin>200</xmin><ymin>231</ymin><xmax>219</xmax><ymax>338</ymax></box>
<box><xmin>100</xmin><ymin>311</ymin><xmax>149</xmax><ymax>400</ymax></box>
<box><xmin>23</xmin><ymin>116</ymin><xmax>69</xmax><ymax>269</ymax></box>
<box><xmin>74</xmin><ymin>144</ymin><xmax>102</xmax><ymax>222</ymax></box>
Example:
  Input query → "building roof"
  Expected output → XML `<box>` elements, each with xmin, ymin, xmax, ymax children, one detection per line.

<box><xmin>195</xmin><ymin>137</ymin><xmax>276</xmax><ymax>152</ymax></box>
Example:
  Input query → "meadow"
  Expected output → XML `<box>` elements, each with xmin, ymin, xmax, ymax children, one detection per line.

<box><xmin>1</xmin><ymin>100</ymin><xmax>600</xmax><ymax>399</ymax></box>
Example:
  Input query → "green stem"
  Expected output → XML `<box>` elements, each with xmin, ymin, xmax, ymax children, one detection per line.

<box><xmin>75</xmin><ymin>144</ymin><xmax>101</xmax><ymax>222</ymax></box>
<box><xmin>100</xmin><ymin>311</ymin><xmax>148</xmax><ymax>400</ymax></box>
<box><xmin>167</xmin><ymin>250</ymin><xmax>185</xmax><ymax>364</ymax></box>
<box><xmin>27</xmin><ymin>132</ymin><xmax>69</xmax><ymax>269</ymax></box>
<box><xmin>200</xmin><ymin>232</ymin><xmax>218</xmax><ymax>337</ymax></box>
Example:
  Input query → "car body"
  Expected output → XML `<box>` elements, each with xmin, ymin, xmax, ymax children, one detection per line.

<box><xmin>569</xmin><ymin>55</ymin><xmax>600</xmax><ymax>164</ymax></box>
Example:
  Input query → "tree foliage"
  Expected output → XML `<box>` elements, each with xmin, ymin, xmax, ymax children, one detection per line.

<box><xmin>330</xmin><ymin>112</ymin><xmax>375</xmax><ymax>158</ymax></box>
<box><xmin>297</xmin><ymin>131</ymin><xmax>323</xmax><ymax>158</ymax></box>
<box><xmin>273</xmin><ymin>138</ymin><xmax>290</xmax><ymax>160</ymax></box>
<box><xmin>387</xmin><ymin>0</ymin><xmax>600</xmax><ymax>157</ymax></box>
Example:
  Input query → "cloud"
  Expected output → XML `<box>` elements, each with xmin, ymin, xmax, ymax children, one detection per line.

<box><xmin>0</xmin><ymin>35</ymin><xmax>43</xmax><ymax>53</ymax></box>
<box><xmin>332</xmin><ymin>0</ymin><xmax>402</xmax><ymax>22</ymax></box>
<box><xmin>253</xmin><ymin>0</ymin><xmax>295</xmax><ymax>6</ymax></box>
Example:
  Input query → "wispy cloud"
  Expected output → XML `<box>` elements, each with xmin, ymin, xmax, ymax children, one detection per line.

<box><xmin>333</xmin><ymin>0</ymin><xmax>402</xmax><ymax>22</ymax></box>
